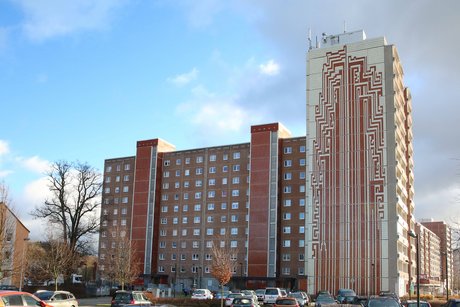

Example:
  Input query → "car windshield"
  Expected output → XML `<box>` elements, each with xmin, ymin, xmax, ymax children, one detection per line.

<box><xmin>317</xmin><ymin>296</ymin><xmax>335</xmax><ymax>303</ymax></box>
<box><xmin>276</xmin><ymin>299</ymin><xmax>297</xmax><ymax>305</ymax></box>
<box><xmin>266</xmin><ymin>289</ymin><xmax>278</xmax><ymax>295</ymax></box>
<box><xmin>194</xmin><ymin>290</ymin><xmax>205</xmax><ymax>295</ymax></box>
<box><xmin>368</xmin><ymin>299</ymin><xmax>400</xmax><ymax>307</ymax></box>
<box><xmin>290</xmin><ymin>293</ymin><xmax>303</xmax><ymax>298</ymax></box>
<box><xmin>34</xmin><ymin>292</ymin><xmax>54</xmax><ymax>300</ymax></box>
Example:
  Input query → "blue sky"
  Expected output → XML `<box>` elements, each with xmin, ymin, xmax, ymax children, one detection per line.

<box><xmin>1</xmin><ymin>0</ymin><xmax>459</xmax><ymax>240</ymax></box>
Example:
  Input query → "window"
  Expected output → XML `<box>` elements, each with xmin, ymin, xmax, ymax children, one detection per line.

<box><xmin>282</xmin><ymin>267</ymin><xmax>290</xmax><ymax>275</ymax></box>
<box><xmin>193</xmin><ymin>229</ymin><xmax>200</xmax><ymax>236</ymax></box>
<box><xmin>159</xmin><ymin>242</ymin><xmax>166</xmax><ymax>248</ymax></box>
<box><xmin>116</xmin><ymin>176</ymin><xmax>120</xmax><ymax>182</ymax></box>
<box><xmin>106</xmin><ymin>166</ymin><xmax>112</xmax><ymax>172</ymax></box>
<box><xmin>104</xmin><ymin>198</ymin><xmax>109</xmax><ymax>205</ymax></box>
<box><xmin>192</xmin><ymin>254</ymin><xmax>199</xmax><ymax>260</ymax></box>
<box><xmin>160</xmin><ymin>230</ymin><xmax>166</xmax><ymax>236</ymax></box>
<box><xmin>299</xmin><ymin>158</ymin><xmax>306</xmax><ymax>166</ymax></box>
<box><xmin>209</xmin><ymin>166</ymin><xmax>216</xmax><ymax>173</ymax></box>
<box><xmin>175</xmin><ymin>182</ymin><xmax>180</xmax><ymax>188</ymax></box>
<box><xmin>205</xmin><ymin>254</ymin><xmax>212</xmax><ymax>260</ymax></box>
<box><xmin>222</xmin><ymin>165</ymin><xmax>228</xmax><ymax>172</ymax></box>
<box><xmin>193</xmin><ymin>241</ymin><xmax>199</xmax><ymax>248</ymax></box>
<box><xmin>173</xmin><ymin>217</ymin><xmax>178</xmax><ymax>224</ymax></box>
<box><xmin>195</xmin><ymin>180</ymin><xmax>202</xmax><ymax>187</ymax></box>
<box><xmin>194</xmin><ymin>216</ymin><xmax>201</xmax><ymax>223</ymax></box>
<box><xmin>208</xmin><ymin>179</ymin><xmax>216</xmax><ymax>186</ymax></box>
<box><xmin>163</xmin><ymin>171</ymin><xmax>170</xmax><ymax>178</ymax></box>
<box><xmin>299</xmin><ymin>239</ymin><xmax>305</xmax><ymax>247</ymax></box>
<box><xmin>206</xmin><ymin>228</ymin><xmax>214</xmax><ymax>235</ymax></box>
<box><xmin>284</xmin><ymin>199</ymin><xmax>292</xmax><ymax>207</ymax></box>
<box><xmin>104</xmin><ymin>188</ymin><xmax>110</xmax><ymax>194</ymax></box>
<box><xmin>182</xmin><ymin>229</ymin><xmax>187</xmax><ymax>236</ymax></box>
<box><xmin>185</xmin><ymin>169</ymin><xmax>190</xmax><ymax>176</ymax></box>
<box><xmin>282</xmin><ymin>254</ymin><xmax>291</xmax><ymax>261</ymax></box>
<box><xmin>123</xmin><ymin>175</ymin><xmax>130</xmax><ymax>181</ymax></box>
<box><xmin>105</xmin><ymin>177</ymin><xmax>111</xmax><ymax>183</ymax></box>
<box><xmin>207</xmin><ymin>216</ymin><xmax>214</xmax><ymax>222</ymax></box>
<box><xmin>184</xmin><ymin>193</ymin><xmax>189</xmax><ymax>200</ymax></box>
<box><xmin>284</xmin><ymin>160</ymin><xmax>292</xmax><ymax>167</ymax></box>
<box><xmin>221</xmin><ymin>202</ymin><xmax>227</xmax><ymax>209</ymax></box>
<box><xmin>121</xmin><ymin>208</ymin><xmax>127</xmax><ymax>214</ymax></box>
<box><xmin>181</xmin><ymin>241</ymin><xmax>186</xmax><ymax>248</ymax></box>
<box><xmin>102</xmin><ymin>220</ymin><xmax>108</xmax><ymax>226</ymax></box>
<box><xmin>194</xmin><ymin>204</ymin><xmax>201</xmax><ymax>211</ymax></box>
<box><xmin>159</xmin><ymin>254</ymin><xmax>165</xmax><ymax>260</ymax></box>
<box><xmin>172</xmin><ymin>229</ymin><xmax>178</xmax><ymax>236</ymax></box>
<box><xmin>223</xmin><ymin>154</ymin><xmax>229</xmax><ymax>160</ymax></box>
<box><xmin>230</xmin><ymin>241</ymin><xmax>237</xmax><ymax>248</ymax></box>
<box><xmin>206</xmin><ymin>241</ymin><xmax>213</xmax><ymax>248</ymax></box>
<box><xmin>300</xmin><ymin>172</ymin><xmax>306</xmax><ymax>179</ymax></box>
<box><xmin>164</xmin><ymin>160</ymin><xmax>170</xmax><ymax>166</ymax></box>
<box><xmin>208</xmin><ymin>191</ymin><xmax>215</xmax><ymax>198</ymax></box>
<box><xmin>222</xmin><ymin>177</ymin><xmax>228</xmax><ymax>185</ymax></box>
<box><xmin>210</xmin><ymin>154</ymin><xmax>217</xmax><ymax>161</ymax></box>
<box><xmin>172</xmin><ymin>242</ymin><xmax>177</xmax><ymax>248</ymax></box>
<box><xmin>232</xmin><ymin>165</ymin><xmax>240</xmax><ymax>171</ymax></box>
<box><xmin>283</xmin><ymin>240</ymin><xmax>291</xmax><ymax>247</ymax></box>
<box><xmin>283</xmin><ymin>226</ymin><xmax>291</xmax><ymax>234</ymax></box>
<box><xmin>207</xmin><ymin>203</ymin><xmax>215</xmax><ymax>210</ymax></box>
<box><xmin>196</xmin><ymin>168</ymin><xmax>203</xmax><ymax>175</ymax></box>
<box><xmin>184</xmin><ymin>181</ymin><xmax>190</xmax><ymax>188</ymax></box>
<box><xmin>162</xmin><ymin>183</ymin><xmax>169</xmax><ymax>189</ymax></box>
<box><xmin>123</xmin><ymin>186</ymin><xmax>129</xmax><ymax>193</ymax></box>
<box><xmin>232</xmin><ymin>190</ymin><xmax>239</xmax><ymax>197</ymax></box>
<box><xmin>283</xmin><ymin>213</ymin><xmax>291</xmax><ymax>220</ymax></box>
<box><xmin>113</xmin><ymin>208</ymin><xmax>118</xmax><ymax>215</ymax></box>
<box><xmin>231</xmin><ymin>228</ymin><xmax>238</xmax><ymax>235</ymax></box>
<box><xmin>176</xmin><ymin>158</ymin><xmax>181</xmax><ymax>165</ymax></box>
<box><xmin>195</xmin><ymin>192</ymin><xmax>202</xmax><ymax>199</ymax></box>
<box><xmin>185</xmin><ymin>157</ymin><xmax>190</xmax><ymax>164</ymax></box>
<box><xmin>116</xmin><ymin>165</ymin><xmax>121</xmax><ymax>171</ymax></box>
<box><xmin>220</xmin><ymin>228</ymin><xmax>225</xmax><ymax>235</ymax></box>
<box><xmin>300</xmin><ymin>185</ymin><xmax>306</xmax><ymax>193</ymax></box>
<box><xmin>173</xmin><ymin>205</ymin><xmax>179</xmax><ymax>212</ymax></box>
<box><xmin>300</xmin><ymin>145</ymin><xmax>306</xmax><ymax>153</ymax></box>
<box><xmin>221</xmin><ymin>216</ymin><xmax>227</xmax><ymax>222</ymax></box>
<box><xmin>182</xmin><ymin>217</ymin><xmax>188</xmax><ymax>224</ymax></box>
<box><xmin>231</xmin><ymin>215</ymin><xmax>238</xmax><ymax>222</ymax></box>
<box><xmin>229</xmin><ymin>202</ymin><xmax>239</xmax><ymax>210</ymax></box>
<box><xmin>284</xmin><ymin>186</ymin><xmax>292</xmax><ymax>193</ymax></box>
<box><xmin>101</xmin><ymin>231</ymin><xmax>107</xmax><ymax>238</ymax></box>
<box><xmin>299</xmin><ymin>198</ymin><xmax>305</xmax><ymax>206</ymax></box>
<box><xmin>183</xmin><ymin>204</ymin><xmax>188</xmax><ymax>212</ymax></box>
<box><xmin>196</xmin><ymin>156</ymin><xmax>203</xmax><ymax>163</ymax></box>
<box><xmin>158</xmin><ymin>266</ymin><xmax>164</xmax><ymax>272</ymax></box>
<box><xmin>160</xmin><ymin>218</ymin><xmax>167</xmax><ymax>224</ymax></box>
<box><xmin>299</xmin><ymin>212</ymin><xmax>305</xmax><ymax>220</ymax></box>
<box><xmin>162</xmin><ymin>194</ymin><xmax>168</xmax><ymax>201</ymax></box>
<box><xmin>232</xmin><ymin>177</ymin><xmax>240</xmax><ymax>184</ymax></box>
<box><xmin>114</xmin><ymin>187</ymin><xmax>120</xmax><ymax>193</ymax></box>
<box><xmin>233</xmin><ymin>152</ymin><xmax>240</xmax><ymax>159</ymax></box>
<box><xmin>175</xmin><ymin>170</ymin><xmax>181</xmax><ymax>177</ymax></box>
<box><xmin>284</xmin><ymin>147</ymin><xmax>292</xmax><ymax>154</ymax></box>
<box><xmin>284</xmin><ymin>173</ymin><xmax>292</xmax><ymax>180</ymax></box>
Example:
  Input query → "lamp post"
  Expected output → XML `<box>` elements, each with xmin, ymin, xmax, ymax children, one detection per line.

<box><xmin>19</xmin><ymin>237</ymin><xmax>30</xmax><ymax>291</ymax></box>
<box><xmin>409</xmin><ymin>230</ymin><xmax>420</xmax><ymax>307</ymax></box>
<box><xmin>442</xmin><ymin>252</ymin><xmax>449</xmax><ymax>301</ymax></box>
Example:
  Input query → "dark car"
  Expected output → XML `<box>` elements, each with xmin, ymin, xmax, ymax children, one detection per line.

<box><xmin>367</xmin><ymin>296</ymin><xmax>401</xmax><ymax>307</ymax></box>
<box><xmin>336</xmin><ymin>289</ymin><xmax>356</xmax><ymax>304</ymax></box>
<box><xmin>315</xmin><ymin>295</ymin><xmax>338</xmax><ymax>307</ymax></box>
<box><xmin>444</xmin><ymin>299</ymin><xmax>460</xmax><ymax>307</ymax></box>
<box><xmin>111</xmin><ymin>290</ymin><xmax>151</xmax><ymax>307</ymax></box>
<box><xmin>352</xmin><ymin>295</ymin><xmax>368</xmax><ymax>306</ymax></box>
<box><xmin>274</xmin><ymin>297</ymin><xmax>299</xmax><ymax>307</ymax></box>
<box><xmin>401</xmin><ymin>299</ymin><xmax>431</xmax><ymax>307</ymax></box>
<box><xmin>289</xmin><ymin>292</ymin><xmax>309</xmax><ymax>307</ymax></box>
<box><xmin>379</xmin><ymin>291</ymin><xmax>401</xmax><ymax>304</ymax></box>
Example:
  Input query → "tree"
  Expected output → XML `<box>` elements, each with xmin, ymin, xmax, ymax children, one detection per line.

<box><xmin>103</xmin><ymin>233</ymin><xmax>141</xmax><ymax>290</ymax></box>
<box><xmin>31</xmin><ymin>160</ymin><xmax>102</xmax><ymax>258</ymax></box>
<box><xmin>25</xmin><ymin>239</ymin><xmax>73</xmax><ymax>290</ymax></box>
<box><xmin>211</xmin><ymin>239</ymin><xmax>236</xmax><ymax>307</ymax></box>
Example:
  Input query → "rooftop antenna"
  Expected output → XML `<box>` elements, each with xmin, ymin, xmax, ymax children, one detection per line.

<box><xmin>343</xmin><ymin>20</ymin><xmax>347</xmax><ymax>33</ymax></box>
<box><xmin>308</xmin><ymin>28</ymin><xmax>312</xmax><ymax>50</ymax></box>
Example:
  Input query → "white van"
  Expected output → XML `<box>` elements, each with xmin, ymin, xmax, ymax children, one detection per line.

<box><xmin>263</xmin><ymin>287</ymin><xmax>283</xmax><ymax>305</ymax></box>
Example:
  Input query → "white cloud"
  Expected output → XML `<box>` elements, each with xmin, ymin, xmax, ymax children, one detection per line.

<box><xmin>0</xmin><ymin>170</ymin><xmax>13</xmax><ymax>178</ymax></box>
<box><xmin>259</xmin><ymin>59</ymin><xmax>280</xmax><ymax>76</ymax></box>
<box><xmin>0</xmin><ymin>140</ymin><xmax>10</xmax><ymax>156</ymax></box>
<box><xmin>16</xmin><ymin>156</ymin><xmax>51</xmax><ymax>174</ymax></box>
<box><xmin>23</xmin><ymin>177</ymin><xmax>50</xmax><ymax>205</ymax></box>
<box><xmin>15</xmin><ymin>0</ymin><xmax>126</xmax><ymax>41</ymax></box>
<box><xmin>167</xmin><ymin>68</ymin><xmax>199</xmax><ymax>86</ymax></box>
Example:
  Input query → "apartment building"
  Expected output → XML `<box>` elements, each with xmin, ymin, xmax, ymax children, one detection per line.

<box><xmin>98</xmin><ymin>123</ymin><xmax>308</xmax><ymax>290</ymax></box>
<box><xmin>415</xmin><ymin>222</ymin><xmax>442</xmax><ymax>294</ymax></box>
<box><xmin>305</xmin><ymin>30</ymin><xmax>415</xmax><ymax>296</ymax></box>
<box><xmin>421</xmin><ymin>220</ymin><xmax>453</xmax><ymax>294</ymax></box>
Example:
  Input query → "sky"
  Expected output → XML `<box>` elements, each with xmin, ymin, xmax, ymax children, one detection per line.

<box><xmin>0</xmin><ymin>0</ymin><xmax>459</xmax><ymax>241</ymax></box>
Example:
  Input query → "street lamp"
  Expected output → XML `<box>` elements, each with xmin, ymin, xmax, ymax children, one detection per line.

<box><xmin>408</xmin><ymin>230</ymin><xmax>420</xmax><ymax>307</ymax></box>
<box><xmin>19</xmin><ymin>237</ymin><xmax>30</xmax><ymax>291</ymax></box>
<box><xmin>442</xmin><ymin>251</ymin><xmax>450</xmax><ymax>301</ymax></box>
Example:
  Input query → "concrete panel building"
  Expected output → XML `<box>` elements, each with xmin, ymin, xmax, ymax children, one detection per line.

<box><xmin>305</xmin><ymin>30</ymin><xmax>415</xmax><ymax>296</ymax></box>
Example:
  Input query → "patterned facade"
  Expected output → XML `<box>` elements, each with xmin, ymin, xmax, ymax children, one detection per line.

<box><xmin>305</xmin><ymin>30</ymin><xmax>415</xmax><ymax>296</ymax></box>
<box><xmin>98</xmin><ymin>124</ymin><xmax>309</xmax><ymax>290</ymax></box>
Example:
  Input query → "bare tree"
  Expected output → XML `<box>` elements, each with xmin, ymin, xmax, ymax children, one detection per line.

<box><xmin>211</xmin><ymin>238</ymin><xmax>237</xmax><ymax>307</ymax></box>
<box><xmin>103</xmin><ymin>233</ymin><xmax>141</xmax><ymax>290</ymax></box>
<box><xmin>31</xmin><ymin>161</ymin><xmax>102</xmax><ymax>257</ymax></box>
<box><xmin>24</xmin><ymin>242</ymin><xmax>48</xmax><ymax>285</ymax></box>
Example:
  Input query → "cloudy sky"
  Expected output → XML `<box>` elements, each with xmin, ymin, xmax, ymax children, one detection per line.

<box><xmin>0</xmin><ymin>0</ymin><xmax>459</xmax><ymax>240</ymax></box>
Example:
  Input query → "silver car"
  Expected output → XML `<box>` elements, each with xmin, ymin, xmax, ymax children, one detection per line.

<box><xmin>34</xmin><ymin>290</ymin><xmax>79</xmax><ymax>307</ymax></box>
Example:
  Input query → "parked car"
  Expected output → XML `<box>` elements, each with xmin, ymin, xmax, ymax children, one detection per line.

<box><xmin>191</xmin><ymin>289</ymin><xmax>213</xmax><ymax>300</ymax></box>
<box><xmin>367</xmin><ymin>296</ymin><xmax>400</xmax><ymax>307</ymax></box>
<box><xmin>402</xmin><ymin>299</ymin><xmax>431</xmax><ymax>307</ymax></box>
<box><xmin>289</xmin><ymin>291</ymin><xmax>309</xmax><ymax>307</ymax></box>
<box><xmin>241</xmin><ymin>290</ymin><xmax>258</xmax><ymax>302</ymax></box>
<box><xmin>315</xmin><ymin>294</ymin><xmax>338</xmax><ymax>307</ymax></box>
<box><xmin>226</xmin><ymin>293</ymin><xmax>244</xmax><ymax>306</ymax></box>
<box><xmin>216</xmin><ymin>291</ymin><xmax>232</xmax><ymax>299</ymax></box>
<box><xmin>379</xmin><ymin>291</ymin><xmax>401</xmax><ymax>304</ymax></box>
<box><xmin>110</xmin><ymin>290</ymin><xmax>151</xmax><ymax>307</ymax></box>
<box><xmin>0</xmin><ymin>285</ymin><xmax>19</xmax><ymax>290</ymax></box>
<box><xmin>274</xmin><ymin>297</ymin><xmax>299</xmax><ymax>307</ymax></box>
<box><xmin>231</xmin><ymin>297</ymin><xmax>260</xmax><ymax>307</ymax></box>
<box><xmin>336</xmin><ymin>288</ymin><xmax>356</xmax><ymax>304</ymax></box>
<box><xmin>255</xmin><ymin>289</ymin><xmax>265</xmax><ymax>302</ymax></box>
<box><xmin>0</xmin><ymin>290</ymin><xmax>53</xmax><ymax>307</ymax></box>
<box><xmin>444</xmin><ymin>299</ymin><xmax>460</xmax><ymax>307</ymax></box>
<box><xmin>34</xmin><ymin>290</ymin><xmax>79</xmax><ymax>307</ymax></box>
<box><xmin>351</xmin><ymin>295</ymin><xmax>368</xmax><ymax>306</ymax></box>
<box><xmin>264</xmin><ymin>287</ymin><xmax>284</xmax><ymax>305</ymax></box>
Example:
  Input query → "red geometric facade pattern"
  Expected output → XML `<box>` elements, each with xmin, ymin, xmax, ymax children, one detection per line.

<box><xmin>310</xmin><ymin>46</ymin><xmax>385</xmax><ymax>294</ymax></box>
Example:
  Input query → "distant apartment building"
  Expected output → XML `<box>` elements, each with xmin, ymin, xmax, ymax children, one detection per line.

<box><xmin>421</xmin><ymin>220</ymin><xmax>453</xmax><ymax>294</ymax></box>
<box><xmin>415</xmin><ymin>222</ymin><xmax>442</xmax><ymax>294</ymax></box>
<box><xmin>98</xmin><ymin>123</ymin><xmax>309</xmax><ymax>290</ymax></box>
<box><xmin>0</xmin><ymin>202</ymin><xmax>30</xmax><ymax>288</ymax></box>
<box><xmin>305</xmin><ymin>30</ymin><xmax>415</xmax><ymax>296</ymax></box>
